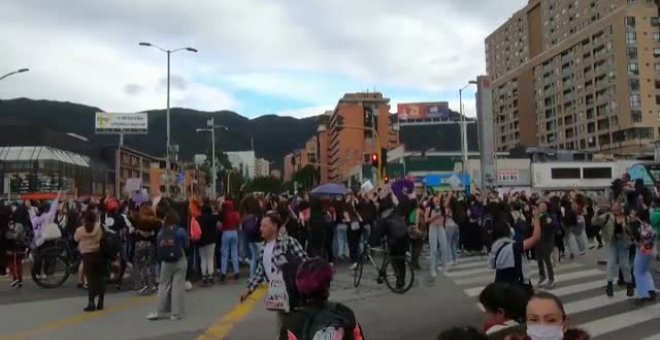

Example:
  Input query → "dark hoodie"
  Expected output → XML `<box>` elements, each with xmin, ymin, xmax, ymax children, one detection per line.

<box><xmin>197</xmin><ymin>205</ymin><xmax>219</xmax><ymax>246</ymax></box>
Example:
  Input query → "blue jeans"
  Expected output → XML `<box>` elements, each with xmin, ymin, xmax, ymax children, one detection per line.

<box><xmin>606</xmin><ymin>238</ymin><xmax>632</xmax><ymax>283</ymax></box>
<box><xmin>220</xmin><ymin>230</ymin><xmax>239</xmax><ymax>275</ymax></box>
<box><xmin>335</xmin><ymin>224</ymin><xmax>349</xmax><ymax>258</ymax></box>
<box><xmin>634</xmin><ymin>248</ymin><xmax>656</xmax><ymax>298</ymax></box>
<box><xmin>445</xmin><ymin>224</ymin><xmax>460</xmax><ymax>262</ymax></box>
<box><xmin>248</xmin><ymin>242</ymin><xmax>263</xmax><ymax>279</ymax></box>
<box><xmin>429</xmin><ymin>224</ymin><xmax>449</xmax><ymax>276</ymax></box>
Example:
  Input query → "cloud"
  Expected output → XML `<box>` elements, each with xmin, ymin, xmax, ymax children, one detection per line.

<box><xmin>124</xmin><ymin>84</ymin><xmax>144</xmax><ymax>96</ymax></box>
<box><xmin>0</xmin><ymin>0</ymin><xmax>526</xmax><ymax>116</ymax></box>
<box><xmin>272</xmin><ymin>105</ymin><xmax>332</xmax><ymax>119</ymax></box>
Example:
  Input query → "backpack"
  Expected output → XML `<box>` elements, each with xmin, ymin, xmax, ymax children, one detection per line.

<box><xmin>100</xmin><ymin>229</ymin><xmax>121</xmax><ymax>261</ymax></box>
<box><xmin>494</xmin><ymin>241</ymin><xmax>534</xmax><ymax>298</ymax></box>
<box><xmin>157</xmin><ymin>226</ymin><xmax>183</xmax><ymax>262</ymax></box>
<box><xmin>190</xmin><ymin>217</ymin><xmax>202</xmax><ymax>242</ymax></box>
<box><xmin>6</xmin><ymin>222</ymin><xmax>26</xmax><ymax>245</ymax></box>
<box><xmin>299</xmin><ymin>302</ymin><xmax>354</xmax><ymax>340</ymax></box>
<box><xmin>243</xmin><ymin>214</ymin><xmax>261</xmax><ymax>242</ymax></box>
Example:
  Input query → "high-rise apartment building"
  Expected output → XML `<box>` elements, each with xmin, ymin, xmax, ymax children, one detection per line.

<box><xmin>486</xmin><ymin>0</ymin><xmax>660</xmax><ymax>154</ymax></box>
<box><xmin>327</xmin><ymin>92</ymin><xmax>399</xmax><ymax>182</ymax></box>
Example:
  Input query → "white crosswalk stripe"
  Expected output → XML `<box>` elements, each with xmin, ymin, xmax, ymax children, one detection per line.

<box><xmin>444</xmin><ymin>255</ymin><xmax>660</xmax><ymax>339</ymax></box>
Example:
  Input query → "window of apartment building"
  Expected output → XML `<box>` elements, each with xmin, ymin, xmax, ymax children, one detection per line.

<box><xmin>551</xmin><ymin>168</ymin><xmax>580</xmax><ymax>179</ymax></box>
<box><xmin>632</xmin><ymin>110</ymin><xmax>643</xmax><ymax>123</ymax></box>
<box><xmin>656</xmin><ymin>80</ymin><xmax>660</xmax><ymax>89</ymax></box>
<box><xmin>631</xmin><ymin>94</ymin><xmax>642</xmax><ymax>108</ymax></box>
<box><xmin>626</xmin><ymin>32</ymin><xmax>637</xmax><ymax>45</ymax></box>
<box><xmin>629</xmin><ymin>62</ymin><xmax>640</xmax><ymax>75</ymax></box>
<box><xmin>628</xmin><ymin>47</ymin><xmax>638</xmax><ymax>60</ymax></box>
<box><xmin>657</xmin><ymin>95</ymin><xmax>660</xmax><ymax>105</ymax></box>
<box><xmin>625</xmin><ymin>17</ymin><xmax>636</xmax><ymax>30</ymax></box>
<box><xmin>652</xmin><ymin>17</ymin><xmax>660</xmax><ymax>26</ymax></box>
<box><xmin>656</xmin><ymin>63</ymin><xmax>660</xmax><ymax>72</ymax></box>
<box><xmin>654</xmin><ymin>33</ymin><xmax>660</xmax><ymax>43</ymax></box>
<box><xmin>631</xmin><ymin>78</ymin><xmax>641</xmax><ymax>91</ymax></box>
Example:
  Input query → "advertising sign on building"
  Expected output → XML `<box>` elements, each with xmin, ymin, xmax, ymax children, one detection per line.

<box><xmin>397</xmin><ymin>102</ymin><xmax>451</xmax><ymax>121</ymax></box>
<box><xmin>95</xmin><ymin>112</ymin><xmax>148</xmax><ymax>134</ymax></box>
<box><xmin>497</xmin><ymin>170</ymin><xmax>520</xmax><ymax>183</ymax></box>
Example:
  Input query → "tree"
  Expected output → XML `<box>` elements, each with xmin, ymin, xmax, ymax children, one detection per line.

<box><xmin>244</xmin><ymin>176</ymin><xmax>284</xmax><ymax>193</ymax></box>
<box><xmin>292</xmin><ymin>164</ymin><xmax>318</xmax><ymax>191</ymax></box>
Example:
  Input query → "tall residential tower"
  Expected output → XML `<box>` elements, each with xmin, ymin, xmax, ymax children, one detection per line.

<box><xmin>486</xmin><ymin>0</ymin><xmax>660</xmax><ymax>154</ymax></box>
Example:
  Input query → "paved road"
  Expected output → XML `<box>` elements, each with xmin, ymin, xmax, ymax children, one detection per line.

<box><xmin>0</xmin><ymin>254</ymin><xmax>481</xmax><ymax>340</ymax></box>
<box><xmin>442</xmin><ymin>249</ymin><xmax>660</xmax><ymax>340</ymax></box>
<box><xmin>1</xmin><ymin>248</ymin><xmax>659</xmax><ymax>339</ymax></box>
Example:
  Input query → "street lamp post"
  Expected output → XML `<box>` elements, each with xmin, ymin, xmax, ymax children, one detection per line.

<box><xmin>459</xmin><ymin>81</ymin><xmax>478</xmax><ymax>174</ymax></box>
<box><xmin>196</xmin><ymin>117</ymin><xmax>228</xmax><ymax>199</ymax></box>
<box><xmin>139</xmin><ymin>42</ymin><xmax>197</xmax><ymax>196</ymax></box>
<box><xmin>0</xmin><ymin>68</ymin><xmax>29</xmax><ymax>82</ymax></box>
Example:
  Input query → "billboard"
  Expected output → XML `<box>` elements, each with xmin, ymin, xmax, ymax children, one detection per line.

<box><xmin>397</xmin><ymin>102</ymin><xmax>451</xmax><ymax>121</ymax></box>
<box><xmin>95</xmin><ymin>112</ymin><xmax>148</xmax><ymax>134</ymax></box>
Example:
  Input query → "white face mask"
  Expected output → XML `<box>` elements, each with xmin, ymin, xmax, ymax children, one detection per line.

<box><xmin>526</xmin><ymin>324</ymin><xmax>564</xmax><ymax>340</ymax></box>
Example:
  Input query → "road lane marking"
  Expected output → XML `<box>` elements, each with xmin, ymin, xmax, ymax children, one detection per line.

<box><xmin>197</xmin><ymin>287</ymin><xmax>267</xmax><ymax>340</ymax></box>
<box><xmin>464</xmin><ymin>269</ymin><xmax>603</xmax><ymax>297</ymax></box>
<box><xmin>579</xmin><ymin>300</ymin><xmax>660</xmax><ymax>338</ymax></box>
<box><xmin>0</xmin><ymin>295</ymin><xmax>154</xmax><ymax>340</ymax></box>
<box><xmin>454</xmin><ymin>262</ymin><xmax>587</xmax><ymax>286</ymax></box>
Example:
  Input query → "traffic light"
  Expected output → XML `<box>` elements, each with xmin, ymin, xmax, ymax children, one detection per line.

<box><xmin>381</xmin><ymin>147</ymin><xmax>388</xmax><ymax>167</ymax></box>
<box><xmin>383</xmin><ymin>175</ymin><xmax>390</xmax><ymax>184</ymax></box>
<box><xmin>370</xmin><ymin>152</ymin><xmax>379</xmax><ymax>168</ymax></box>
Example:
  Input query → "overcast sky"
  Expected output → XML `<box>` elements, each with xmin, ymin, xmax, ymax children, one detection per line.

<box><xmin>0</xmin><ymin>0</ymin><xmax>525</xmax><ymax>118</ymax></box>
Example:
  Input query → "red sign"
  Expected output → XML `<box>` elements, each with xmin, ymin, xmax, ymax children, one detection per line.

<box><xmin>397</xmin><ymin>102</ymin><xmax>451</xmax><ymax>121</ymax></box>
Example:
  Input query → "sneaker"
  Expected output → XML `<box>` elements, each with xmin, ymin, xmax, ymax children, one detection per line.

<box><xmin>233</xmin><ymin>273</ymin><xmax>240</xmax><ymax>281</ymax></box>
<box><xmin>170</xmin><ymin>315</ymin><xmax>183</xmax><ymax>321</ymax></box>
<box><xmin>218</xmin><ymin>275</ymin><xmax>226</xmax><ymax>284</ymax></box>
<box><xmin>146</xmin><ymin>313</ymin><xmax>164</xmax><ymax>321</ymax></box>
<box><xmin>150</xmin><ymin>286</ymin><xmax>158</xmax><ymax>293</ymax></box>
<box><xmin>9</xmin><ymin>280</ymin><xmax>20</xmax><ymax>288</ymax></box>
<box><xmin>185</xmin><ymin>281</ymin><xmax>193</xmax><ymax>291</ymax></box>
<box><xmin>138</xmin><ymin>286</ymin><xmax>150</xmax><ymax>295</ymax></box>
<box><xmin>350</xmin><ymin>263</ymin><xmax>358</xmax><ymax>271</ymax></box>
<box><xmin>578</xmin><ymin>251</ymin><xmax>586</xmax><ymax>256</ymax></box>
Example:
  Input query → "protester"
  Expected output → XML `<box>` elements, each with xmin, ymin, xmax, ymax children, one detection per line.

<box><xmin>479</xmin><ymin>282</ymin><xmax>527</xmax><ymax>339</ymax></box>
<box><xmin>220</xmin><ymin>200</ymin><xmax>241</xmax><ymax>282</ymax></box>
<box><xmin>426</xmin><ymin>194</ymin><xmax>449</xmax><ymax>278</ymax></box>
<box><xmin>593</xmin><ymin>202</ymin><xmax>634</xmax><ymax>297</ymax></box>
<box><xmin>629</xmin><ymin>208</ymin><xmax>657</xmax><ymax>303</ymax></box>
<box><xmin>525</xmin><ymin>292</ymin><xmax>591</xmax><ymax>340</ymax></box>
<box><xmin>197</xmin><ymin>203</ymin><xmax>219</xmax><ymax>285</ymax></box>
<box><xmin>6</xmin><ymin>206</ymin><xmax>28</xmax><ymax>288</ymax></box>
<box><xmin>279</xmin><ymin>258</ymin><xmax>364</xmax><ymax>340</ymax></box>
<box><xmin>74</xmin><ymin>210</ymin><xmax>105</xmax><ymax>312</ymax></box>
<box><xmin>240</xmin><ymin>211</ymin><xmax>309</xmax><ymax>328</ymax></box>
<box><xmin>535</xmin><ymin>202</ymin><xmax>556</xmax><ymax>288</ymax></box>
<box><xmin>148</xmin><ymin>210</ymin><xmax>189</xmax><ymax>321</ymax></box>
<box><xmin>134</xmin><ymin>204</ymin><xmax>161</xmax><ymax>294</ymax></box>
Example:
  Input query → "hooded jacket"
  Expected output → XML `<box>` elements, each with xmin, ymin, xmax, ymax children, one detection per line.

<box><xmin>198</xmin><ymin>205</ymin><xmax>219</xmax><ymax>246</ymax></box>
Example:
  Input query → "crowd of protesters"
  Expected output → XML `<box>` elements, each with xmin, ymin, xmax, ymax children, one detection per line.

<box><xmin>1</xmin><ymin>169</ymin><xmax>659</xmax><ymax>339</ymax></box>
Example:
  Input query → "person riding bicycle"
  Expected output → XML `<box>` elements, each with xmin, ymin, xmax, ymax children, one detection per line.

<box><xmin>372</xmin><ymin>193</ymin><xmax>409</xmax><ymax>290</ymax></box>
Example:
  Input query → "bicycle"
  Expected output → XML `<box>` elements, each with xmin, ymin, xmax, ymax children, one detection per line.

<box><xmin>31</xmin><ymin>238</ymin><xmax>80</xmax><ymax>289</ymax></box>
<box><xmin>353</xmin><ymin>242</ymin><xmax>414</xmax><ymax>294</ymax></box>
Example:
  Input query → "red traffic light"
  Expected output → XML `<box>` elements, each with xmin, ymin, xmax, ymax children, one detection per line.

<box><xmin>371</xmin><ymin>153</ymin><xmax>378</xmax><ymax>162</ymax></box>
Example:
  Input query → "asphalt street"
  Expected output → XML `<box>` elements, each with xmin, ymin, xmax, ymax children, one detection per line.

<box><xmin>1</xmin><ymin>249</ymin><xmax>659</xmax><ymax>339</ymax></box>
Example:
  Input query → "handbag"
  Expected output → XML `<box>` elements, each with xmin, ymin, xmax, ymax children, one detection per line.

<box><xmin>190</xmin><ymin>217</ymin><xmax>202</xmax><ymax>242</ymax></box>
<box><xmin>41</xmin><ymin>222</ymin><xmax>62</xmax><ymax>242</ymax></box>
<box><xmin>350</xmin><ymin>221</ymin><xmax>361</xmax><ymax>231</ymax></box>
<box><xmin>265</xmin><ymin>269</ymin><xmax>291</xmax><ymax>312</ymax></box>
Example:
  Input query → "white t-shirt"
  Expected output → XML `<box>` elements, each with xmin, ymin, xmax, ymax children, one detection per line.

<box><xmin>263</xmin><ymin>239</ymin><xmax>277</xmax><ymax>281</ymax></box>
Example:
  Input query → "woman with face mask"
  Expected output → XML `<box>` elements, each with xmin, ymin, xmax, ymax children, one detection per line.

<box><xmin>525</xmin><ymin>292</ymin><xmax>590</xmax><ymax>340</ymax></box>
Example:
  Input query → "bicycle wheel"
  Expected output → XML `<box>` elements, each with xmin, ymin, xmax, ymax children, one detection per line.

<box><xmin>382</xmin><ymin>256</ymin><xmax>414</xmax><ymax>294</ymax></box>
<box><xmin>31</xmin><ymin>254</ymin><xmax>70</xmax><ymax>289</ymax></box>
<box><xmin>353</xmin><ymin>257</ymin><xmax>365</xmax><ymax>288</ymax></box>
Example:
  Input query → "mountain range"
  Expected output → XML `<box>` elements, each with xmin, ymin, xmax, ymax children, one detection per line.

<box><xmin>0</xmin><ymin>98</ymin><xmax>480</xmax><ymax>169</ymax></box>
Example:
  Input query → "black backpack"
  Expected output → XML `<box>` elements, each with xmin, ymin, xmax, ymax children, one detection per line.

<box><xmin>157</xmin><ymin>226</ymin><xmax>182</xmax><ymax>262</ymax></box>
<box><xmin>100</xmin><ymin>229</ymin><xmax>121</xmax><ymax>261</ymax></box>
<box><xmin>300</xmin><ymin>302</ymin><xmax>353</xmax><ymax>340</ymax></box>
<box><xmin>243</xmin><ymin>215</ymin><xmax>261</xmax><ymax>243</ymax></box>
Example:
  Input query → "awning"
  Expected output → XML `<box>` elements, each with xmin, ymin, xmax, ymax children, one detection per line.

<box><xmin>0</xmin><ymin>146</ymin><xmax>90</xmax><ymax>167</ymax></box>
